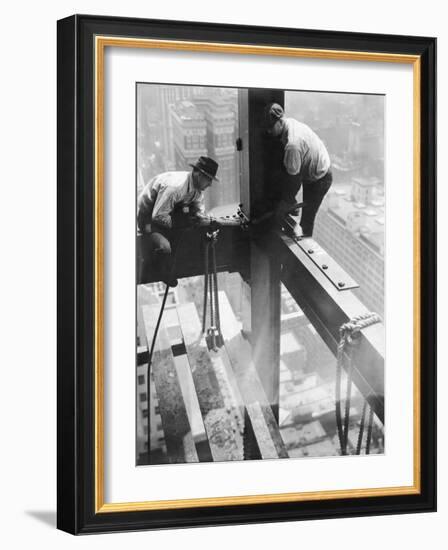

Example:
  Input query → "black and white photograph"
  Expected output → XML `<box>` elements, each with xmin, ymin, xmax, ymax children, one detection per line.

<box><xmin>135</xmin><ymin>83</ymin><xmax>385</xmax><ymax>466</ymax></box>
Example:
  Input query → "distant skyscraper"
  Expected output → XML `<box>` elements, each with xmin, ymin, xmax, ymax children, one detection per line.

<box><xmin>156</xmin><ymin>86</ymin><xmax>210</xmax><ymax>172</ymax></box>
<box><xmin>194</xmin><ymin>93</ymin><xmax>238</xmax><ymax>208</ymax></box>
<box><xmin>141</xmin><ymin>85</ymin><xmax>240</xmax><ymax>209</ymax></box>
<box><xmin>169</xmin><ymin>100</ymin><xmax>208</xmax><ymax>171</ymax></box>
<box><xmin>313</xmin><ymin>179</ymin><xmax>385</xmax><ymax>317</ymax></box>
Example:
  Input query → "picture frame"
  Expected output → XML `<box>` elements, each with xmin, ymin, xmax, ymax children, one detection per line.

<box><xmin>57</xmin><ymin>14</ymin><xmax>436</xmax><ymax>534</ymax></box>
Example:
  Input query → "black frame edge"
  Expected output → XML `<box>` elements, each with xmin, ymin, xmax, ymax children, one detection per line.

<box><xmin>57</xmin><ymin>14</ymin><xmax>79</xmax><ymax>535</ymax></box>
<box><xmin>419</xmin><ymin>36</ymin><xmax>437</xmax><ymax>514</ymax></box>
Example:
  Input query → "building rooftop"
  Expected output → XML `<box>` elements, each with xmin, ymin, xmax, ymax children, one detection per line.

<box><xmin>323</xmin><ymin>182</ymin><xmax>385</xmax><ymax>256</ymax></box>
<box><xmin>171</xmin><ymin>100</ymin><xmax>205</xmax><ymax>122</ymax></box>
<box><xmin>352</xmin><ymin>176</ymin><xmax>382</xmax><ymax>188</ymax></box>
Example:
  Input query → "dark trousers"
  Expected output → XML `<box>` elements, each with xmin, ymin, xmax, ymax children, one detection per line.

<box><xmin>277</xmin><ymin>169</ymin><xmax>333</xmax><ymax>237</ymax></box>
<box><xmin>300</xmin><ymin>169</ymin><xmax>333</xmax><ymax>236</ymax></box>
<box><xmin>138</xmin><ymin>228</ymin><xmax>176</xmax><ymax>285</ymax></box>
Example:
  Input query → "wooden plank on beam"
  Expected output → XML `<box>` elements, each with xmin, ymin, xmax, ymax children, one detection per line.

<box><xmin>173</xmin><ymin>355</ymin><xmax>209</xmax><ymax>450</ymax></box>
<box><xmin>218</xmin><ymin>292</ymin><xmax>289</xmax><ymax>459</ymax></box>
<box><xmin>246</xmin><ymin>402</ymin><xmax>279</xmax><ymax>459</ymax></box>
<box><xmin>142</xmin><ymin>305</ymin><xmax>199</xmax><ymax>464</ymax></box>
<box><xmin>177</xmin><ymin>303</ymin><xmax>244</xmax><ymax>462</ymax></box>
<box><xmin>137</xmin><ymin>284</ymin><xmax>159</xmax><ymax>347</ymax></box>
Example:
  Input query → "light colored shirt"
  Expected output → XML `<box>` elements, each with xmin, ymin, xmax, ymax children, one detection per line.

<box><xmin>137</xmin><ymin>171</ymin><xmax>205</xmax><ymax>230</ymax></box>
<box><xmin>281</xmin><ymin>118</ymin><xmax>331</xmax><ymax>181</ymax></box>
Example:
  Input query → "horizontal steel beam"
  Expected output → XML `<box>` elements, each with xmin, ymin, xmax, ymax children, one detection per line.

<box><xmin>282</xmin><ymin>217</ymin><xmax>359</xmax><ymax>291</ymax></box>
<box><xmin>267</xmin><ymin>231</ymin><xmax>385</xmax><ymax>423</ymax></box>
<box><xmin>137</xmin><ymin>226</ymin><xmax>249</xmax><ymax>283</ymax></box>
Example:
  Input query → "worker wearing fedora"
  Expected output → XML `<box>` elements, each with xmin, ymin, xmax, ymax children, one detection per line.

<box><xmin>137</xmin><ymin>156</ymin><xmax>219</xmax><ymax>287</ymax></box>
<box><xmin>264</xmin><ymin>103</ymin><xmax>333</xmax><ymax>238</ymax></box>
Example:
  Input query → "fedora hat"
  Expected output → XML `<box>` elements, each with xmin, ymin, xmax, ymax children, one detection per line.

<box><xmin>189</xmin><ymin>156</ymin><xmax>219</xmax><ymax>181</ymax></box>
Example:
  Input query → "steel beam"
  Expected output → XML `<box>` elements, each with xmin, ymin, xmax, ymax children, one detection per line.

<box><xmin>137</xmin><ymin>226</ymin><xmax>249</xmax><ymax>284</ymax></box>
<box><xmin>239</xmin><ymin>88</ymin><xmax>284</xmax><ymax>420</ymax></box>
<box><xmin>269</xmin><ymin>231</ymin><xmax>385</xmax><ymax>423</ymax></box>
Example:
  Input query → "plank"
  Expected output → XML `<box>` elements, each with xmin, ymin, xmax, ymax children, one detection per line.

<box><xmin>217</xmin><ymin>291</ymin><xmax>289</xmax><ymax>459</ymax></box>
<box><xmin>173</xmin><ymin>355</ymin><xmax>208</xmax><ymax>447</ymax></box>
<box><xmin>177</xmin><ymin>303</ymin><xmax>244</xmax><ymax>462</ymax></box>
<box><xmin>142</xmin><ymin>305</ymin><xmax>198</xmax><ymax>464</ymax></box>
<box><xmin>246</xmin><ymin>402</ymin><xmax>278</xmax><ymax>459</ymax></box>
<box><xmin>137</xmin><ymin>284</ymin><xmax>159</xmax><ymax>347</ymax></box>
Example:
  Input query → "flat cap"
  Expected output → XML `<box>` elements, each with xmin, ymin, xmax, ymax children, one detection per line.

<box><xmin>264</xmin><ymin>103</ymin><xmax>285</xmax><ymax>127</ymax></box>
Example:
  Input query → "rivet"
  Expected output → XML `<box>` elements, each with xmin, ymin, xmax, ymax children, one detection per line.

<box><xmin>308</xmin><ymin>249</ymin><xmax>314</xmax><ymax>254</ymax></box>
<box><xmin>322</xmin><ymin>264</ymin><xmax>328</xmax><ymax>270</ymax></box>
<box><xmin>338</xmin><ymin>281</ymin><xmax>346</xmax><ymax>288</ymax></box>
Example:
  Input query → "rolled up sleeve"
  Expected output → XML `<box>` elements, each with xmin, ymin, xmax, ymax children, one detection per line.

<box><xmin>151</xmin><ymin>184</ymin><xmax>180</xmax><ymax>229</ymax></box>
<box><xmin>283</xmin><ymin>144</ymin><xmax>302</xmax><ymax>175</ymax></box>
<box><xmin>137</xmin><ymin>178</ymin><xmax>158</xmax><ymax>233</ymax></box>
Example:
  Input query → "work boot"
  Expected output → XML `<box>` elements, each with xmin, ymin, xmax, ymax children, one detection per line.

<box><xmin>290</xmin><ymin>206</ymin><xmax>302</xmax><ymax>216</ymax></box>
<box><xmin>154</xmin><ymin>251</ymin><xmax>178</xmax><ymax>288</ymax></box>
<box><xmin>163</xmin><ymin>277</ymin><xmax>178</xmax><ymax>288</ymax></box>
<box><xmin>160</xmin><ymin>265</ymin><xmax>178</xmax><ymax>287</ymax></box>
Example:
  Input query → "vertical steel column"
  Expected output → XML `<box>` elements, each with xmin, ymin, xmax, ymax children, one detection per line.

<box><xmin>238</xmin><ymin>88</ymin><xmax>284</xmax><ymax>421</ymax></box>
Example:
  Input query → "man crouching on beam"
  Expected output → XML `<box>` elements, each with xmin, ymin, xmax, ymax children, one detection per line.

<box><xmin>264</xmin><ymin>103</ymin><xmax>333</xmax><ymax>238</ymax></box>
<box><xmin>137</xmin><ymin>156</ymin><xmax>219</xmax><ymax>287</ymax></box>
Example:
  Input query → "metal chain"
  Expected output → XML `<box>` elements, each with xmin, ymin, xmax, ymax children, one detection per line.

<box><xmin>366</xmin><ymin>406</ymin><xmax>374</xmax><ymax>455</ymax></box>
<box><xmin>356</xmin><ymin>400</ymin><xmax>368</xmax><ymax>455</ymax></box>
<box><xmin>202</xmin><ymin>240</ymin><xmax>209</xmax><ymax>333</ymax></box>
<box><xmin>211</xmin><ymin>239</ymin><xmax>221</xmax><ymax>335</ymax></box>
<box><xmin>342</xmin><ymin>356</ymin><xmax>354</xmax><ymax>454</ymax></box>
<box><xmin>209</xmin><ymin>270</ymin><xmax>215</xmax><ymax>347</ymax></box>
<box><xmin>335</xmin><ymin>312</ymin><xmax>381</xmax><ymax>456</ymax></box>
<box><xmin>202</xmin><ymin>229</ymin><xmax>224</xmax><ymax>351</ymax></box>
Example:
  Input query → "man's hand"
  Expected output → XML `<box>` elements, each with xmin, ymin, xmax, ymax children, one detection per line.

<box><xmin>274</xmin><ymin>200</ymin><xmax>304</xmax><ymax>220</ymax></box>
<box><xmin>274</xmin><ymin>199</ymin><xmax>292</xmax><ymax>220</ymax></box>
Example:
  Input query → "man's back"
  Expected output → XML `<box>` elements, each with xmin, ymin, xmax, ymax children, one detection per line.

<box><xmin>139</xmin><ymin>171</ymin><xmax>190</xmax><ymax>208</ymax></box>
<box><xmin>282</xmin><ymin>118</ymin><xmax>330</xmax><ymax>181</ymax></box>
<box><xmin>137</xmin><ymin>170</ymin><xmax>204</xmax><ymax>231</ymax></box>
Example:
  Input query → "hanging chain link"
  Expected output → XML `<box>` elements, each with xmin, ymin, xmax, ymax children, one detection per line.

<box><xmin>335</xmin><ymin>312</ymin><xmax>381</xmax><ymax>455</ymax></box>
<box><xmin>202</xmin><ymin>229</ymin><xmax>224</xmax><ymax>351</ymax></box>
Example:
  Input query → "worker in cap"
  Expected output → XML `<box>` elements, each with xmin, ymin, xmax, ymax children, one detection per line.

<box><xmin>264</xmin><ymin>103</ymin><xmax>333</xmax><ymax>238</ymax></box>
<box><xmin>137</xmin><ymin>156</ymin><xmax>219</xmax><ymax>287</ymax></box>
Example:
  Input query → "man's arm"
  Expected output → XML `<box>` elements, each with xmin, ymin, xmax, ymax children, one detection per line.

<box><xmin>187</xmin><ymin>197</ymin><xmax>226</xmax><ymax>227</ymax></box>
<box><xmin>283</xmin><ymin>144</ymin><xmax>302</xmax><ymax>176</ymax></box>
<box><xmin>137</xmin><ymin>178</ymin><xmax>158</xmax><ymax>233</ymax></box>
<box><xmin>151</xmin><ymin>184</ymin><xmax>179</xmax><ymax>230</ymax></box>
